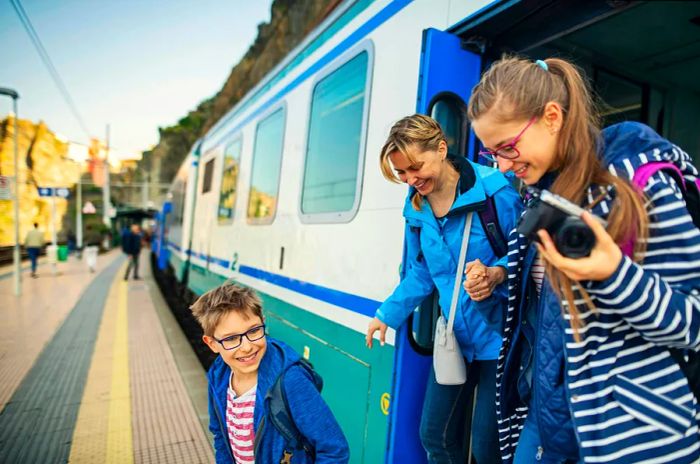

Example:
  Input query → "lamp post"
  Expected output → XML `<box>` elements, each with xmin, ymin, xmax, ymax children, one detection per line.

<box><xmin>0</xmin><ymin>87</ymin><xmax>21</xmax><ymax>297</ymax></box>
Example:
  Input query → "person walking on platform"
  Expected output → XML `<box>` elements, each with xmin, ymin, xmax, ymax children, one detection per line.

<box><xmin>24</xmin><ymin>223</ymin><xmax>44</xmax><ymax>278</ymax></box>
<box><xmin>122</xmin><ymin>223</ymin><xmax>142</xmax><ymax>280</ymax></box>
<box><xmin>84</xmin><ymin>224</ymin><xmax>101</xmax><ymax>273</ymax></box>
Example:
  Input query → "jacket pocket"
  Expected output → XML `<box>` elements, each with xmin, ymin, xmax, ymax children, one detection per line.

<box><xmin>611</xmin><ymin>374</ymin><xmax>694</xmax><ymax>436</ymax></box>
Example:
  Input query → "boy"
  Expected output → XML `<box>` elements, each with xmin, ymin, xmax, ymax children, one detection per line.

<box><xmin>190</xmin><ymin>283</ymin><xmax>349</xmax><ymax>464</ymax></box>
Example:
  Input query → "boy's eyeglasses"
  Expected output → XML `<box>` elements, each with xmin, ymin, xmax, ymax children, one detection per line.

<box><xmin>478</xmin><ymin>117</ymin><xmax>537</xmax><ymax>163</ymax></box>
<box><xmin>214</xmin><ymin>324</ymin><xmax>266</xmax><ymax>350</ymax></box>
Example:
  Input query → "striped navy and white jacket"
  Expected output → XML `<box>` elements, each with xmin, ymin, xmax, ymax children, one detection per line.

<box><xmin>496</xmin><ymin>122</ymin><xmax>700</xmax><ymax>463</ymax></box>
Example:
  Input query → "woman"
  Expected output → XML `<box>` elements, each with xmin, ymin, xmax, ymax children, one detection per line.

<box><xmin>465</xmin><ymin>56</ymin><xmax>700</xmax><ymax>463</ymax></box>
<box><xmin>365</xmin><ymin>114</ymin><xmax>522</xmax><ymax>463</ymax></box>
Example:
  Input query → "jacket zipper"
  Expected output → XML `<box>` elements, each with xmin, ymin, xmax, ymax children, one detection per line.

<box><xmin>212</xmin><ymin>383</ymin><xmax>235</xmax><ymax>462</ymax></box>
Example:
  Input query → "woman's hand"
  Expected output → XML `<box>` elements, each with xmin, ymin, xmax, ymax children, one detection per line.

<box><xmin>365</xmin><ymin>317</ymin><xmax>388</xmax><ymax>348</ymax></box>
<box><xmin>535</xmin><ymin>211</ymin><xmax>623</xmax><ymax>282</ymax></box>
<box><xmin>464</xmin><ymin>259</ymin><xmax>506</xmax><ymax>302</ymax></box>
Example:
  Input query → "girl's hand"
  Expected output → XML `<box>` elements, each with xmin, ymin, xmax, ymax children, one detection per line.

<box><xmin>536</xmin><ymin>211</ymin><xmax>623</xmax><ymax>282</ymax></box>
<box><xmin>464</xmin><ymin>259</ymin><xmax>506</xmax><ymax>301</ymax></box>
<box><xmin>365</xmin><ymin>317</ymin><xmax>388</xmax><ymax>348</ymax></box>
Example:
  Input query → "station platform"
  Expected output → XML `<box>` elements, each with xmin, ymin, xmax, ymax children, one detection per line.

<box><xmin>0</xmin><ymin>250</ymin><xmax>214</xmax><ymax>463</ymax></box>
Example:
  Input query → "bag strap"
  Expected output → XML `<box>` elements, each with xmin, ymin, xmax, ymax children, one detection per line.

<box><xmin>622</xmin><ymin>162</ymin><xmax>689</xmax><ymax>257</ymax></box>
<box><xmin>447</xmin><ymin>213</ymin><xmax>473</xmax><ymax>334</ymax></box>
<box><xmin>478</xmin><ymin>195</ymin><xmax>508</xmax><ymax>258</ymax></box>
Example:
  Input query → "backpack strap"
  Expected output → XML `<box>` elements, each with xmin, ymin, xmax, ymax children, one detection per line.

<box><xmin>622</xmin><ymin>162</ymin><xmax>691</xmax><ymax>257</ymax></box>
<box><xmin>265</xmin><ymin>359</ymin><xmax>322</xmax><ymax>459</ymax></box>
<box><xmin>477</xmin><ymin>195</ymin><xmax>508</xmax><ymax>258</ymax></box>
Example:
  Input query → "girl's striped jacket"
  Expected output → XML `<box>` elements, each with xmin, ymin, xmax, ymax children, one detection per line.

<box><xmin>496</xmin><ymin>122</ymin><xmax>700</xmax><ymax>463</ymax></box>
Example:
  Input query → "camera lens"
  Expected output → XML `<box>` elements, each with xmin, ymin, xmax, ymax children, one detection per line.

<box><xmin>555</xmin><ymin>217</ymin><xmax>596</xmax><ymax>258</ymax></box>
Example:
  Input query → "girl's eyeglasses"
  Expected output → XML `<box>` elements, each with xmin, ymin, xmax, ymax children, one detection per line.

<box><xmin>478</xmin><ymin>117</ymin><xmax>537</xmax><ymax>163</ymax></box>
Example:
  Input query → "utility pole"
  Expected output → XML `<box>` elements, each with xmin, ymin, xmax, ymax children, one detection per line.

<box><xmin>141</xmin><ymin>172</ymin><xmax>149</xmax><ymax>208</ymax></box>
<box><xmin>76</xmin><ymin>174</ymin><xmax>82</xmax><ymax>250</ymax></box>
<box><xmin>102</xmin><ymin>124</ymin><xmax>111</xmax><ymax>227</ymax></box>
<box><xmin>0</xmin><ymin>87</ymin><xmax>21</xmax><ymax>296</ymax></box>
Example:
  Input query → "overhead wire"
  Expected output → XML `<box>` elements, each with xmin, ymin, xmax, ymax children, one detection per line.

<box><xmin>9</xmin><ymin>0</ymin><xmax>92</xmax><ymax>139</ymax></box>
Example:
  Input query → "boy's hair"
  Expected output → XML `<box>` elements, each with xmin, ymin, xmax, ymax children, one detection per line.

<box><xmin>190</xmin><ymin>283</ymin><xmax>263</xmax><ymax>336</ymax></box>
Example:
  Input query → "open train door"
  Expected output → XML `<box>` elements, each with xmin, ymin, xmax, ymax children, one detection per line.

<box><xmin>386</xmin><ymin>27</ymin><xmax>483</xmax><ymax>464</ymax></box>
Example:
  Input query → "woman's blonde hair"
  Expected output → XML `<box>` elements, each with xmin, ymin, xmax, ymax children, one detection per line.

<box><xmin>379</xmin><ymin>114</ymin><xmax>446</xmax><ymax>210</ymax></box>
<box><xmin>467</xmin><ymin>56</ymin><xmax>648</xmax><ymax>339</ymax></box>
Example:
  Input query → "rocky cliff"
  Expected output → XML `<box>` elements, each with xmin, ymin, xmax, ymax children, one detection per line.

<box><xmin>0</xmin><ymin>116</ymin><xmax>80</xmax><ymax>246</ymax></box>
<box><xmin>140</xmin><ymin>0</ymin><xmax>340</xmax><ymax>190</ymax></box>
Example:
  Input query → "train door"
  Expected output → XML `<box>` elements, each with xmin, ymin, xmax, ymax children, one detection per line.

<box><xmin>386</xmin><ymin>28</ymin><xmax>482</xmax><ymax>464</ymax></box>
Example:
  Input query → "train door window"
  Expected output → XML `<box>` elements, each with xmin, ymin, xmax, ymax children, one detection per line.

<box><xmin>430</xmin><ymin>95</ymin><xmax>467</xmax><ymax>156</ymax></box>
<box><xmin>300</xmin><ymin>50</ymin><xmax>371</xmax><ymax>222</ymax></box>
<box><xmin>218</xmin><ymin>138</ymin><xmax>242</xmax><ymax>224</ymax></box>
<box><xmin>594</xmin><ymin>68</ymin><xmax>648</xmax><ymax>127</ymax></box>
<box><xmin>247</xmin><ymin>107</ymin><xmax>286</xmax><ymax>224</ymax></box>
<box><xmin>202</xmin><ymin>158</ymin><xmax>215</xmax><ymax>194</ymax></box>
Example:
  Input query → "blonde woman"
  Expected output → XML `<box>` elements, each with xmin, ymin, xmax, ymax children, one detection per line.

<box><xmin>366</xmin><ymin>114</ymin><xmax>522</xmax><ymax>463</ymax></box>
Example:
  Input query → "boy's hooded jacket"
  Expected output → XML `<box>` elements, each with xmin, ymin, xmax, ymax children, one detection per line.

<box><xmin>491</xmin><ymin>122</ymin><xmax>700</xmax><ymax>463</ymax></box>
<box><xmin>375</xmin><ymin>156</ymin><xmax>522</xmax><ymax>361</ymax></box>
<box><xmin>207</xmin><ymin>338</ymin><xmax>350</xmax><ymax>464</ymax></box>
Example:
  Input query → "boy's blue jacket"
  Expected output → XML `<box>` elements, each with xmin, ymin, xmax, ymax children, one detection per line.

<box><xmin>375</xmin><ymin>156</ymin><xmax>522</xmax><ymax>361</ymax></box>
<box><xmin>492</xmin><ymin>122</ymin><xmax>700</xmax><ymax>463</ymax></box>
<box><xmin>207</xmin><ymin>338</ymin><xmax>350</xmax><ymax>463</ymax></box>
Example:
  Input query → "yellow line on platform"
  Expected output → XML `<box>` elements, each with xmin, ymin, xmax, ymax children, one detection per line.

<box><xmin>69</xmin><ymin>266</ymin><xmax>133</xmax><ymax>463</ymax></box>
<box><xmin>106</xmin><ymin>280</ymin><xmax>133</xmax><ymax>463</ymax></box>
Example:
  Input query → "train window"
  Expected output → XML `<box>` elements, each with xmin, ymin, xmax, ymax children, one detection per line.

<box><xmin>218</xmin><ymin>138</ymin><xmax>242</xmax><ymax>224</ymax></box>
<box><xmin>594</xmin><ymin>68</ymin><xmax>648</xmax><ymax>127</ymax></box>
<box><xmin>430</xmin><ymin>94</ymin><xmax>467</xmax><ymax>156</ymax></box>
<box><xmin>202</xmin><ymin>159</ymin><xmax>215</xmax><ymax>194</ymax></box>
<box><xmin>300</xmin><ymin>51</ymin><xmax>369</xmax><ymax>220</ymax></box>
<box><xmin>409</xmin><ymin>290</ymin><xmax>441</xmax><ymax>355</ymax></box>
<box><xmin>247</xmin><ymin>107</ymin><xmax>286</xmax><ymax>223</ymax></box>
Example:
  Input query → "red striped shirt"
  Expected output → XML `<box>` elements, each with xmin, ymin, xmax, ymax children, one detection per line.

<box><xmin>226</xmin><ymin>379</ymin><xmax>256</xmax><ymax>463</ymax></box>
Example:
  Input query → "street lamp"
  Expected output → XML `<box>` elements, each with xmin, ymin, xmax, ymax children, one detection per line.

<box><xmin>0</xmin><ymin>87</ymin><xmax>21</xmax><ymax>297</ymax></box>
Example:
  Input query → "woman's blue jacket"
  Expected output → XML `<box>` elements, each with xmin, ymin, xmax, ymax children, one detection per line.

<box><xmin>207</xmin><ymin>338</ymin><xmax>350</xmax><ymax>464</ymax></box>
<box><xmin>375</xmin><ymin>156</ymin><xmax>522</xmax><ymax>361</ymax></box>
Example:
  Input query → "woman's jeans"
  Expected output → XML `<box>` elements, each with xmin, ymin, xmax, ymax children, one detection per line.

<box><xmin>420</xmin><ymin>359</ymin><xmax>501</xmax><ymax>464</ymax></box>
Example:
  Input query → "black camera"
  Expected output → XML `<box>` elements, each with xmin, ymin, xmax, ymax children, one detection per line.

<box><xmin>516</xmin><ymin>188</ymin><xmax>606</xmax><ymax>258</ymax></box>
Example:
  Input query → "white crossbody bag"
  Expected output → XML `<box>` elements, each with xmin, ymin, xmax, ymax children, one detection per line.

<box><xmin>433</xmin><ymin>212</ymin><xmax>473</xmax><ymax>385</ymax></box>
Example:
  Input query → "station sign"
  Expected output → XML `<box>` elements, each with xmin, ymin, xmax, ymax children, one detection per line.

<box><xmin>37</xmin><ymin>186</ymin><xmax>70</xmax><ymax>198</ymax></box>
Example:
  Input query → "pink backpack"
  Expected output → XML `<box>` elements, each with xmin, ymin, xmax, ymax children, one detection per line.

<box><xmin>620</xmin><ymin>161</ymin><xmax>700</xmax><ymax>257</ymax></box>
<box><xmin>619</xmin><ymin>161</ymin><xmax>700</xmax><ymax>400</ymax></box>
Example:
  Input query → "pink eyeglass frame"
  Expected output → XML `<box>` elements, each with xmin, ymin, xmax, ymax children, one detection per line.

<box><xmin>478</xmin><ymin>116</ymin><xmax>537</xmax><ymax>162</ymax></box>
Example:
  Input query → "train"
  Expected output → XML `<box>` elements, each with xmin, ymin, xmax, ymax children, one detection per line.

<box><xmin>151</xmin><ymin>1</ymin><xmax>700</xmax><ymax>462</ymax></box>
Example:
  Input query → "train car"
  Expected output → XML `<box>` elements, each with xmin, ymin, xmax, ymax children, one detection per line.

<box><xmin>156</xmin><ymin>1</ymin><xmax>700</xmax><ymax>462</ymax></box>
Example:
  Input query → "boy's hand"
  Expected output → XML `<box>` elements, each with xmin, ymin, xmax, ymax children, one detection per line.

<box><xmin>366</xmin><ymin>317</ymin><xmax>388</xmax><ymax>348</ymax></box>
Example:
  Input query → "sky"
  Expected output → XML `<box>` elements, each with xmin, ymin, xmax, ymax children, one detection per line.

<box><xmin>0</xmin><ymin>0</ymin><xmax>274</xmax><ymax>159</ymax></box>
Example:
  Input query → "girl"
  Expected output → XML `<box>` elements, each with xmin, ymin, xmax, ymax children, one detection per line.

<box><xmin>465</xmin><ymin>56</ymin><xmax>700</xmax><ymax>463</ymax></box>
<box><xmin>365</xmin><ymin>114</ymin><xmax>522</xmax><ymax>463</ymax></box>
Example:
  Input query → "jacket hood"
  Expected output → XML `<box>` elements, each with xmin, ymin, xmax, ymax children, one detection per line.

<box><xmin>403</xmin><ymin>155</ymin><xmax>511</xmax><ymax>225</ymax></box>
<box><xmin>601</xmin><ymin>122</ymin><xmax>699</xmax><ymax>179</ymax></box>
<box><xmin>208</xmin><ymin>337</ymin><xmax>300</xmax><ymax>392</ymax></box>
